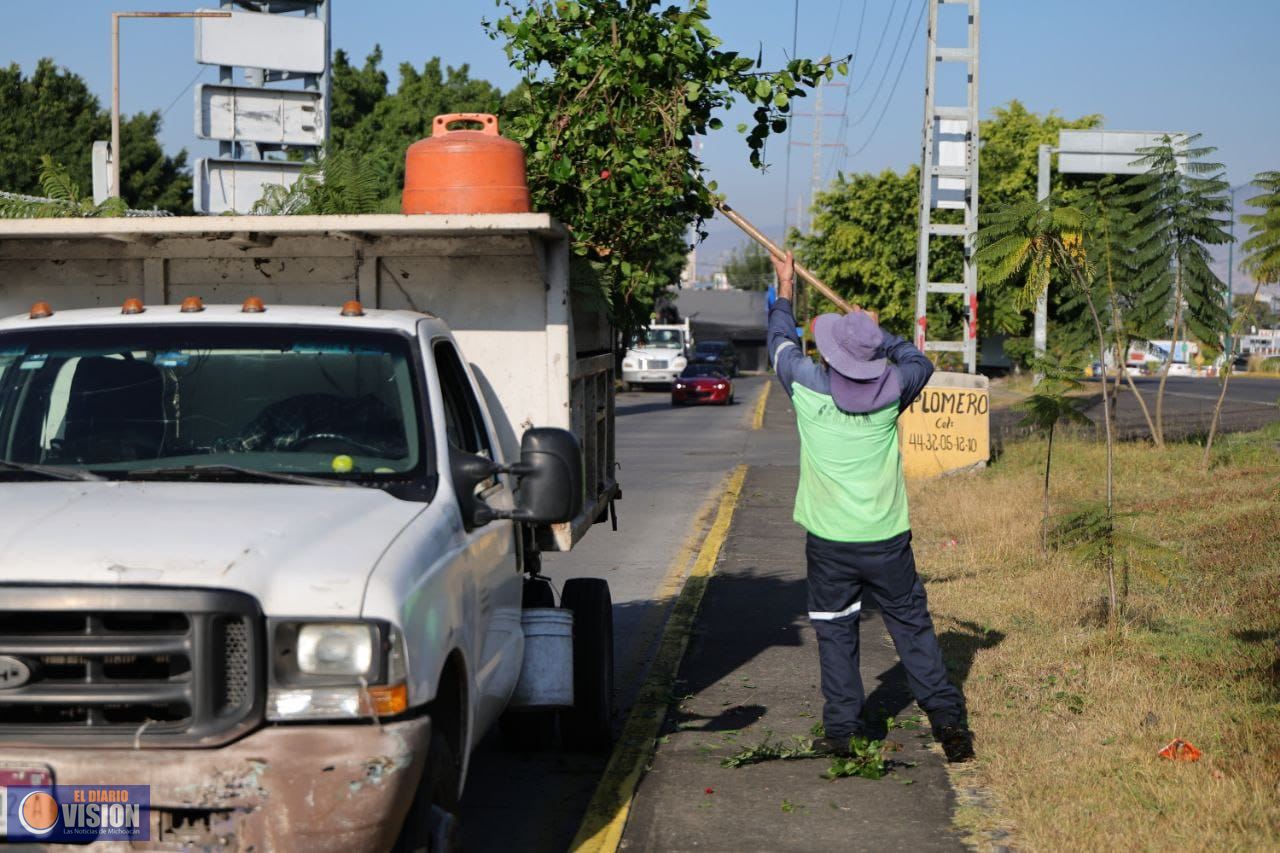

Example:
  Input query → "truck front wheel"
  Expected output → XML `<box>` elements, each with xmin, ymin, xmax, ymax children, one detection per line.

<box><xmin>394</xmin><ymin>730</ymin><xmax>460</xmax><ymax>853</ymax></box>
<box><xmin>560</xmin><ymin>578</ymin><xmax>614</xmax><ymax>753</ymax></box>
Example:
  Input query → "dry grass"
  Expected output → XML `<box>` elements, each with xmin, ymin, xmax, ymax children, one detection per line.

<box><xmin>909</xmin><ymin>423</ymin><xmax>1280</xmax><ymax>852</ymax></box>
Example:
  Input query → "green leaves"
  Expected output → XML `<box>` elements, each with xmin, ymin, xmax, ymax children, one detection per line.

<box><xmin>484</xmin><ymin>0</ymin><xmax>844</xmax><ymax>330</ymax></box>
<box><xmin>0</xmin><ymin>155</ymin><xmax>126</xmax><ymax>219</ymax></box>
<box><xmin>1242</xmin><ymin>171</ymin><xmax>1280</xmax><ymax>285</ymax></box>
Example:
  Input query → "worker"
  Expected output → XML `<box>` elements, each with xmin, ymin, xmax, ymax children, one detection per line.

<box><xmin>767</xmin><ymin>250</ymin><xmax>974</xmax><ymax>763</ymax></box>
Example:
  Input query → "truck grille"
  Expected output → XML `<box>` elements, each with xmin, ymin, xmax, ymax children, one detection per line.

<box><xmin>0</xmin><ymin>587</ymin><xmax>263</xmax><ymax>747</ymax></box>
<box><xmin>644</xmin><ymin>359</ymin><xmax>668</xmax><ymax>370</ymax></box>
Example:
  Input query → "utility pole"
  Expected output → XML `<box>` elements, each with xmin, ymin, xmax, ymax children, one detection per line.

<box><xmin>913</xmin><ymin>0</ymin><xmax>981</xmax><ymax>373</ymax></box>
<box><xmin>110</xmin><ymin>10</ymin><xmax>230</xmax><ymax>198</ymax></box>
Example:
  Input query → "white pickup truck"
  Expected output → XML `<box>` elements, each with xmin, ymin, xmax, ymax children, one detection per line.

<box><xmin>621</xmin><ymin>319</ymin><xmax>692</xmax><ymax>389</ymax></box>
<box><xmin>0</xmin><ymin>214</ymin><xmax>619</xmax><ymax>850</ymax></box>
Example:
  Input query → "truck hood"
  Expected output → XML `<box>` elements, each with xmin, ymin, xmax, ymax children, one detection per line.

<box><xmin>0</xmin><ymin>482</ymin><xmax>425</xmax><ymax>617</ymax></box>
<box><xmin>627</xmin><ymin>346</ymin><xmax>683</xmax><ymax>358</ymax></box>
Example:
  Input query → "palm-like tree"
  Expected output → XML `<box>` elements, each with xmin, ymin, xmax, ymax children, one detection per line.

<box><xmin>980</xmin><ymin>197</ymin><xmax>1119</xmax><ymax>615</ymax></box>
<box><xmin>1128</xmin><ymin>134</ymin><xmax>1232</xmax><ymax>447</ymax></box>
<box><xmin>1017</xmin><ymin>353</ymin><xmax>1092</xmax><ymax>553</ymax></box>
<box><xmin>1201</xmin><ymin>171</ymin><xmax>1280</xmax><ymax>466</ymax></box>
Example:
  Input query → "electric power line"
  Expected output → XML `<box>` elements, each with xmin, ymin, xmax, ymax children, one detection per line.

<box><xmin>849</xmin><ymin>0</ymin><xmax>900</xmax><ymax>96</ymax></box>
<box><xmin>781</xmin><ymin>0</ymin><xmax>801</xmax><ymax>235</ymax></box>
<box><xmin>847</xmin><ymin>0</ymin><xmax>927</xmax><ymax>159</ymax></box>
<box><xmin>832</xmin><ymin>1</ymin><xmax>869</xmax><ymax>177</ymax></box>
<box><xmin>847</xmin><ymin>0</ymin><xmax>921</xmax><ymax>129</ymax></box>
<box><xmin>160</xmin><ymin>66</ymin><xmax>208</xmax><ymax>120</ymax></box>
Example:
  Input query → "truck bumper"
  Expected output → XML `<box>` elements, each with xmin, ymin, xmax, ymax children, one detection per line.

<box><xmin>0</xmin><ymin>717</ymin><xmax>430</xmax><ymax>851</ymax></box>
<box><xmin>623</xmin><ymin>370</ymin><xmax>678</xmax><ymax>385</ymax></box>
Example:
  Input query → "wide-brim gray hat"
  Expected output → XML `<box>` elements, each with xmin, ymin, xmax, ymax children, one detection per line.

<box><xmin>813</xmin><ymin>311</ymin><xmax>888</xmax><ymax>380</ymax></box>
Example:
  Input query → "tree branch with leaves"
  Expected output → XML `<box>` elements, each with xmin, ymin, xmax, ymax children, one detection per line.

<box><xmin>484</xmin><ymin>0</ymin><xmax>845</xmax><ymax>332</ymax></box>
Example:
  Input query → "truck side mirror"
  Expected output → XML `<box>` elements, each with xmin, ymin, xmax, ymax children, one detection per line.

<box><xmin>450</xmin><ymin>451</ymin><xmax>499</xmax><ymax>531</ymax></box>
<box><xmin>510</xmin><ymin>428</ymin><xmax>582</xmax><ymax>524</ymax></box>
<box><xmin>449</xmin><ymin>428</ymin><xmax>582</xmax><ymax>530</ymax></box>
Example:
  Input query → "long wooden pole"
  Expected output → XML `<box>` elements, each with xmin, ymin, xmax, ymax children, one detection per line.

<box><xmin>715</xmin><ymin>201</ymin><xmax>855</xmax><ymax>313</ymax></box>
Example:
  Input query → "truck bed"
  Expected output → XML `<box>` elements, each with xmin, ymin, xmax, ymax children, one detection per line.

<box><xmin>0</xmin><ymin>213</ymin><xmax>617</xmax><ymax>550</ymax></box>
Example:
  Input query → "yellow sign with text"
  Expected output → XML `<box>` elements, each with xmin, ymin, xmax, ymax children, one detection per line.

<box><xmin>899</xmin><ymin>372</ymin><xmax>990</xmax><ymax>479</ymax></box>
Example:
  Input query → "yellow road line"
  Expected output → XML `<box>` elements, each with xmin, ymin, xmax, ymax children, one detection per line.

<box><xmin>752</xmin><ymin>380</ymin><xmax>771</xmax><ymax>430</ymax></box>
<box><xmin>570</xmin><ymin>464</ymin><xmax>748</xmax><ymax>853</ymax></box>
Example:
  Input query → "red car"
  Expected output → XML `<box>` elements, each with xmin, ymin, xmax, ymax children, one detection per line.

<box><xmin>671</xmin><ymin>364</ymin><xmax>734</xmax><ymax>406</ymax></box>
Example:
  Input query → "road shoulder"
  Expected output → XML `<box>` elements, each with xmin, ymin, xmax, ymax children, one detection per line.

<box><xmin>619</xmin><ymin>385</ymin><xmax>964</xmax><ymax>852</ymax></box>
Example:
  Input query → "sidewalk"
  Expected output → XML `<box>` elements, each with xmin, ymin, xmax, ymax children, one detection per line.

<box><xmin>620</xmin><ymin>389</ymin><xmax>964</xmax><ymax>851</ymax></box>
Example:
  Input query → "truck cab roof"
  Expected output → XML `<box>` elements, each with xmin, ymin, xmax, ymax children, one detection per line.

<box><xmin>0</xmin><ymin>303</ymin><xmax>446</xmax><ymax>339</ymax></box>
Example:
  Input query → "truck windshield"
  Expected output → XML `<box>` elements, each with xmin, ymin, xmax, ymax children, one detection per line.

<box><xmin>631</xmin><ymin>329</ymin><xmax>683</xmax><ymax>348</ymax></box>
<box><xmin>0</xmin><ymin>325</ymin><xmax>425</xmax><ymax>482</ymax></box>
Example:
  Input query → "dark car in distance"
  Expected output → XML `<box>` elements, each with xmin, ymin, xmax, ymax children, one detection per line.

<box><xmin>690</xmin><ymin>340</ymin><xmax>739</xmax><ymax>376</ymax></box>
<box><xmin>672</xmin><ymin>364</ymin><xmax>733</xmax><ymax>406</ymax></box>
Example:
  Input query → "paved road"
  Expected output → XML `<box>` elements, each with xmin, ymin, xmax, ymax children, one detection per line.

<box><xmin>459</xmin><ymin>377</ymin><xmax>772</xmax><ymax>852</ymax></box>
<box><xmin>994</xmin><ymin>374</ymin><xmax>1280</xmax><ymax>441</ymax></box>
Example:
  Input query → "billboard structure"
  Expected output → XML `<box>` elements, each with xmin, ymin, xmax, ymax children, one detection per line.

<box><xmin>192</xmin><ymin>2</ymin><xmax>330</xmax><ymax>214</ymax></box>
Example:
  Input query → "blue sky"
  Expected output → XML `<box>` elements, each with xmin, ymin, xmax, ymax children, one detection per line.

<box><xmin>2</xmin><ymin>1</ymin><xmax>1277</xmax><ymax>276</ymax></box>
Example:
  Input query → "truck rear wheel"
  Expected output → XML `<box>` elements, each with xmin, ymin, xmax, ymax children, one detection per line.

<box><xmin>560</xmin><ymin>578</ymin><xmax>614</xmax><ymax>753</ymax></box>
<box><xmin>394</xmin><ymin>730</ymin><xmax>460</xmax><ymax>853</ymax></box>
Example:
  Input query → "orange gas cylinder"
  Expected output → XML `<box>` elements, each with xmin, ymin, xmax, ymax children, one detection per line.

<box><xmin>401</xmin><ymin>113</ymin><xmax>531</xmax><ymax>215</ymax></box>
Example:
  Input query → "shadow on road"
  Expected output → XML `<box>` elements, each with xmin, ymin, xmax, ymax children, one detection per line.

<box><xmin>652</xmin><ymin>568</ymin><xmax>1001</xmax><ymax>742</ymax></box>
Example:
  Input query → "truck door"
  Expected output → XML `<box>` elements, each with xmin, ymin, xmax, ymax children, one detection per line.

<box><xmin>433</xmin><ymin>340</ymin><xmax>523</xmax><ymax>732</ymax></box>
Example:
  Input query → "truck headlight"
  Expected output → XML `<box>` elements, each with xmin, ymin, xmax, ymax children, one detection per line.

<box><xmin>267</xmin><ymin>620</ymin><xmax>408</xmax><ymax>721</ymax></box>
<box><xmin>297</xmin><ymin>623</ymin><xmax>374</xmax><ymax>675</ymax></box>
<box><xmin>673</xmin><ymin>357</ymin><xmax>688</xmax><ymax>369</ymax></box>
<box><xmin>623</xmin><ymin>359</ymin><xmax>637</xmax><ymax>369</ymax></box>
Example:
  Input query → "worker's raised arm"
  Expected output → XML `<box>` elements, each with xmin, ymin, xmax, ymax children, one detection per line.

<box><xmin>767</xmin><ymin>251</ymin><xmax>822</xmax><ymax>397</ymax></box>
<box><xmin>882</xmin><ymin>331</ymin><xmax>935</xmax><ymax>412</ymax></box>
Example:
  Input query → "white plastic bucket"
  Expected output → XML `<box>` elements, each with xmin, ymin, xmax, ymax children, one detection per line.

<box><xmin>509</xmin><ymin>608</ymin><xmax>574</xmax><ymax>709</ymax></box>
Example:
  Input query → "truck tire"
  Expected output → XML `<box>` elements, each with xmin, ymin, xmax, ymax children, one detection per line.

<box><xmin>560</xmin><ymin>578</ymin><xmax>614</xmax><ymax>753</ymax></box>
<box><xmin>393</xmin><ymin>730</ymin><xmax>460</xmax><ymax>853</ymax></box>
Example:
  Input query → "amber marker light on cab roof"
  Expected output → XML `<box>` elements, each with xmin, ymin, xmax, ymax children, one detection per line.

<box><xmin>121</xmin><ymin>298</ymin><xmax>145</xmax><ymax>315</ymax></box>
<box><xmin>28</xmin><ymin>301</ymin><xmax>53</xmax><ymax>319</ymax></box>
<box><xmin>179</xmin><ymin>296</ymin><xmax>205</xmax><ymax>313</ymax></box>
<box><xmin>241</xmin><ymin>296</ymin><xmax>266</xmax><ymax>313</ymax></box>
<box><xmin>340</xmin><ymin>300</ymin><xmax>365</xmax><ymax>317</ymax></box>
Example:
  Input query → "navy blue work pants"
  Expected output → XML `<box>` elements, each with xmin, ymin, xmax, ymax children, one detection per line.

<box><xmin>805</xmin><ymin>529</ymin><xmax>965</xmax><ymax>737</ymax></box>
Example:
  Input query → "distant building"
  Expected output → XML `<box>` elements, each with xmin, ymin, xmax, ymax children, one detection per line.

<box><xmin>675</xmin><ymin>289</ymin><xmax>768</xmax><ymax>371</ymax></box>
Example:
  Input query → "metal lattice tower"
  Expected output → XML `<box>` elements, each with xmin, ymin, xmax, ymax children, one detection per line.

<box><xmin>913</xmin><ymin>0</ymin><xmax>980</xmax><ymax>373</ymax></box>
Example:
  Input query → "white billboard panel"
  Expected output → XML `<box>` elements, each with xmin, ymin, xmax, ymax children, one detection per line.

<box><xmin>196</xmin><ymin>84</ymin><xmax>323</xmax><ymax>146</ymax></box>
<box><xmin>1058</xmin><ymin>130</ymin><xmax>1182</xmax><ymax>175</ymax></box>
<box><xmin>194</xmin><ymin>8</ymin><xmax>326</xmax><ymax>74</ymax></box>
<box><xmin>932</xmin><ymin>118</ymin><xmax>968</xmax><ymax>210</ymax></box>
<box><xmin>194</xmin><ymin>158</ymin><xmax>305</xmax><ymax>215</ymax></box>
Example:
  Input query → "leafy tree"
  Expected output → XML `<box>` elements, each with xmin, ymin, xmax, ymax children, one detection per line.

<box><xmin>980</xmin><ymin>197</ymin><xmax>1120</xmax><ymax>619</ymax></box>
<box><xmin>1128</xmin><ymin>134</ymin><xmax>1232</xmax><ymax>446</ymax></box>
<box><xmin>1240</xmin><ymin>171</ymin><xmax>1280</xmax><ymax>285</ymax></box>
<box><xmin>0</xmin><ymin>155</ymin><xmax>126</xmax><ymax>218</ymax></box>
<box><xmin>1072</xmin><ymin>177</ymin><xmax>1160</xmax><ymax>441</ymax></box>
<box><xmin>795</xmin><ymin>101</ymin><xmax>1100</xmax><ymax>344</ymax></box>
<box><xmin>721</xmin><ymin>240</ymin><xmax>774</xmax><ymax>291</ymax></box>
<box><xmin>485</xmin><ymin>0</ymin><xmax>843</xmax><ymax>332</ymax></box>
<box><xmin>333</xmin><ymin>54</ymin><xmax>510</xmax><ymax>210</ymax></box>
<box><xmin>1231</xmin><ymin>292</ymin><xmax>1278</xmax><ymax>330</ymax></box>
<box><xmin>1202</xmin><ymin>171</ymin><xmax>1280</xmax><ymax>466</ymax></box>
<box><xmin>1016</xmin><ymin>352</ymin><xmax>1091</xmax><ymax>553</ymax></box>
<box><xmin>795</xmin><ymin>165</ymin><xmax>958</xmax><ymax>337</ymax></box>
<box><xmin>0</xmin><ymin>59</ymin><xmax>190</xmax><ymax>213</ymax></box>
<box><xmin>251</xmin><ymin>148</ymin><xmax>381</xmax><ymax>215</ymax></box>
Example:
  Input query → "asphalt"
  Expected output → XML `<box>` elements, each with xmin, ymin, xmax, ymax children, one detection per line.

<box><xmin>459</xmin><ymin>378</ymin><xmax>771</xmax><ymax>852</ymax></box>
<box><xmin>621</xmin><ymin>384</ymin><xmax>965</xmax><ymax>852</ymax></box>
<box><xmin>992</xmin><ymin>374</ymin><xmax>1280</xmax><ymax>442</ymax></box>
